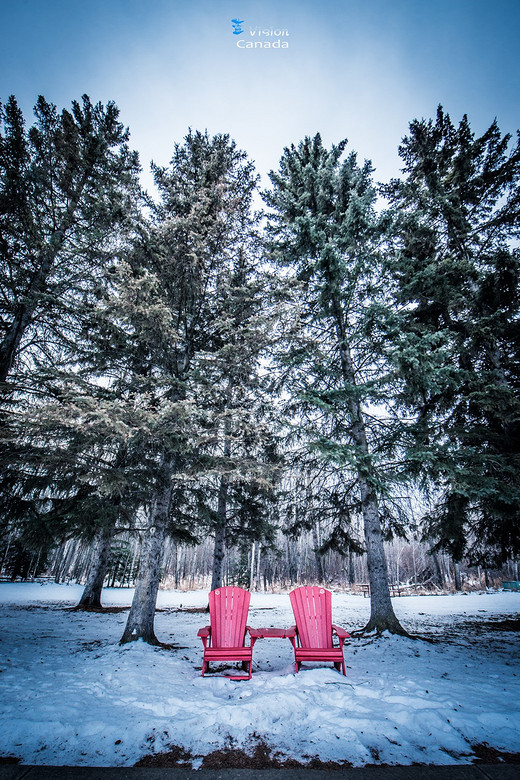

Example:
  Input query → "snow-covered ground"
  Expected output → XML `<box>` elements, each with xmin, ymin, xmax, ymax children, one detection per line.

<box><xmin>0</xmin><ymin>583</ymin><xmax>518</xmax><ymax>767</ymax></box>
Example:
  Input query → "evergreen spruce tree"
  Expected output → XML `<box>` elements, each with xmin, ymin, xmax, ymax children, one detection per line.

<box><xmin>0</xmin><ymin>94</ymin><xmax>140</xmax><ymax>387</ymax></box>
<box><xmin>75</xmin><ymin>524</ymin><xmax>116</xmax><ymax>609</ymax></box>
<box><xmin>0</xmin><ymin>367</ymin><xmax>145</xmax><ymax>591</ymax></box>
<box><xmin>191</xmin><ymin>248</ymin><xmax>281</xmax><ymax>591</ymax></box>
<box><xmin>116</xmin><ymin>130</ymin><xmax>264</xmax><ymax>644</ymax></box>
<box><xmin>384</xmin><ymin>107</ymin><xmax>520</xmax><ymax>565</ymax></box>
<box><xmin>0</xmin><ymin>93</ymin><xmax>142</xmax><ymax>585</ymax></box>
<box><xmin>265</xmin><ymin>134</ymin><xmax>407</xmax><ymax>634</ymax></box>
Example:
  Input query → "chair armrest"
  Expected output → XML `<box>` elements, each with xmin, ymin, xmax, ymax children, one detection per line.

<box><xmin>286</xmin><ymin>624</ymin><xmax>298</xmax><ymax>648</ymax></box>
<box><xmin>197</xmin><ymin>626</ymin><xmax>211</xmax><ymax>638</ymax></box>
<box><xmin>332</xmin><ymin>624</ymin><xmax>350</xmax><ymax>639</ymax></box>
<box><xmin>246</xmin><ymin>626</ymin><xmax>259</xmax><ymax>648</ymax></box>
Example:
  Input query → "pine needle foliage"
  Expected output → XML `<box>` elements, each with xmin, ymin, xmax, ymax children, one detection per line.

<box><xmin>383</xmin><ymin>107</ymin><xmax>520</xmax><ymax>565</ymax></box>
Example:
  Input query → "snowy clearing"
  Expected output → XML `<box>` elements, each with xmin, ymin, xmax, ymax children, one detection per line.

<box><xmin>0</xmin><ymin>583</ymin><xmax>519</xmax><ymax>768</ymax></box>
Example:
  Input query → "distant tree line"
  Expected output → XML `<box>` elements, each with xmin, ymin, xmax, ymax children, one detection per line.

<box><xmin>12</xmin><ymin>522</ymin><xmax>514</xmax><ymax>594</ymax></box>
<box><xmin>1</xmin><ymin>95</ymin><xmax>518</xmax><ymax>643</ymax></box>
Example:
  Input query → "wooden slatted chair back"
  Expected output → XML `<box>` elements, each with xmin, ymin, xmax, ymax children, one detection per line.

<box><xmin>290</xmin><ymin>586</ymin><xmax>333</xmax><ymax>648</ymax></box>
<box><xmin>209</xmin><ymin>586</ymin><xmax>251</xmax><ymax>648</ymax></box>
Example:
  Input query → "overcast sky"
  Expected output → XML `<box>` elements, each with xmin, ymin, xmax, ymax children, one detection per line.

<box><xmin>1</xmin><ymin>0</ymin><xmax>519</xmax><ymax>192</ymax></box>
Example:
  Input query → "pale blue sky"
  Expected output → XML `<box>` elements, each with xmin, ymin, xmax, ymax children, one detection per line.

<box><xmin>1</xmin><ymin>0</ymin><xmax>519</xmax><ymax>190</ymax></box>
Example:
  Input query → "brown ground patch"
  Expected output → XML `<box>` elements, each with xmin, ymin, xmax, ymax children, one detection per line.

<box><xmin>472</xmin><ymin>743</ymin><xmax>520</xmax><ymax>764</ymax></box>
<box><xmin>200</xmin><ymin>744</ymin><xmax>350</xmax><ymax>770</ymax></box>
<box><xmin>135</xmin><ymin>744</ymin><xmax>193</xmax><ymax>768</ymax></box>
<box><xmin>70</xmin><ymin>605</ymin><xmax>129</xmax><ymax>613</ymax></box>
<box><xmin>476</xmin><ymin>618</ymin><xmax>520</xmax><ymax>632</ymax></box>
<box><xmin>155</xmin><ymin>606</ymin><xmax>207</xmax><ymax>613</ymax></box>
<box><xmin>135</xmin><ymin>739</ymin><xmax>352</xmax><ymax>770</ymax></box>
<box><xmin>135</xmin><ymin>739</ymin><xmax>520</xmax><ymax>770</ymax></box>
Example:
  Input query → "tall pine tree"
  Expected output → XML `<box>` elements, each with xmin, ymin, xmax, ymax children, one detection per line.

<box><xmin>265</xmin><ymin>134</ymin><xmax>407</xmax><ymax>634</ymax></box>
<box><xmin>117</xmin><ymin>130</ymin><xmax>263</xmax><ymax>644</ymax></box>
<box><xmin>0</xmin><ymin>94</ymin><xmax>140</xmax><ymax>387</ymax></box>
<box><xmin>384</xmin><ymin>107</ymin><xmax>520</xmax><ymax>565</ymax></box>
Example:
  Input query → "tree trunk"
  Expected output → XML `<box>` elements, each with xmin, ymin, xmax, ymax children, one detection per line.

<box><xmin>53</xmin><ymin>539</ymin><xmax>78</xmax><ymax>583</ymax></box>
<box><xmin>129</xmin><ymin>540</ymin><xmax>140</xmax><ymax>586</ymax></box>
<box><xmin>211</xmin><ymin>415</ymin><xmax>232</xmax><ymax>592</ymax></box>
<box><xmin>347</xmin><ymin>551</ymin><xmax>355</xmax><ymax>585</ymax></box>
<box><xmin>210</xmin><ymin>473</ymin><xmax>228</xmax><ymax>592</ymax></box>
<box><xmin>0</xmin><ymin>167</ymin><xmax>91</xmax><ymax>385</ymax></box>
<box><xmin>432</xmin><ymin>552</ymin><xmax>445</xmax><ymax>589</ymax></box>
<box><xmin>0</xmin><ymin>536</ymin><xmax>12</xmax><ymax>575</ymax></box>
<box><xmin>72</xmin><ymin>542</ymin><xmax>91</xmax><ymax>582</ymax></box>
<box><xmin>332</xmin><ymin>303</ymin><xmax>406</xmax><ymax>635</ymax></box>
<box><xmin>256</xmin><ymin>544</ymin><xmax>261</xmax><ymax>591</ymax></box>
<box><xmin>248</xmin><ymin>541</ymin><xmax>254</xmax><ymax>590</ymax></box>
<box><xmin>0</xmin><ymin>249</ymin><xmax>56</xmax><ymax>382</ymax></box>
<box><xmin>52</xmin><ymin>541</ymin><xmax>67</xmax><ymax>583</ymax></box>
<box><xmin>453</xmin><ymin>560</ymin><xmax>462</xmax><ymax>591</ymax></box>
<box><xmin>120</xmin><ymin>461</ymin><xmax>173</xmax><ymax>645</ymax></box>
<box><xmin>312</xmin><ymin>523</ymin><xmax>325</xmax><ymax>583</ymax></box>
<box><xmin>287</xmin><ymin>537</ymin><xmax>297</xmax><ymax>586</ymax></box>
<box><xmin>76</xmin><ymin>524</ymin><xmax>115</xmax><ymax>610</ymax></box>
<box><xmin>360</xmin><ymin>481</ymin><xmax>407</xmax><ymax>634</ymax></box>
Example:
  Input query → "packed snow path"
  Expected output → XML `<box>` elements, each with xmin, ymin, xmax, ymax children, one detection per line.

<box><xmin>0</xmin><ymin>584</ymin><xmax>518</xmax><ymax>767</ymax></box>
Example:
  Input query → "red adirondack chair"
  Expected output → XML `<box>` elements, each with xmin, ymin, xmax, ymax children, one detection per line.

<box><xmin>197</xmin><ymin>586</ymin><xmax>254</xmax><ymax>680</ymax></box>
<box><xmin>289</xmin><ymin>586</ymin><xmax>350</xmax><ymax>675</ymax></box>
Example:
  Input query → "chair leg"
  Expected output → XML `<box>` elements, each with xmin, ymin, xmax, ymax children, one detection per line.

<box><xmin>239</xmin><ymin>661</ymin><xmax>253</xmax><ymax>678</ymax></box>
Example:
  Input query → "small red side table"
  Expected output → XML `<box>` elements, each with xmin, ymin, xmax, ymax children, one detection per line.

<box><xmin>248</xmin><ymin>626</ymin><xmax>296</xmax><ymax>650</ymax></box>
